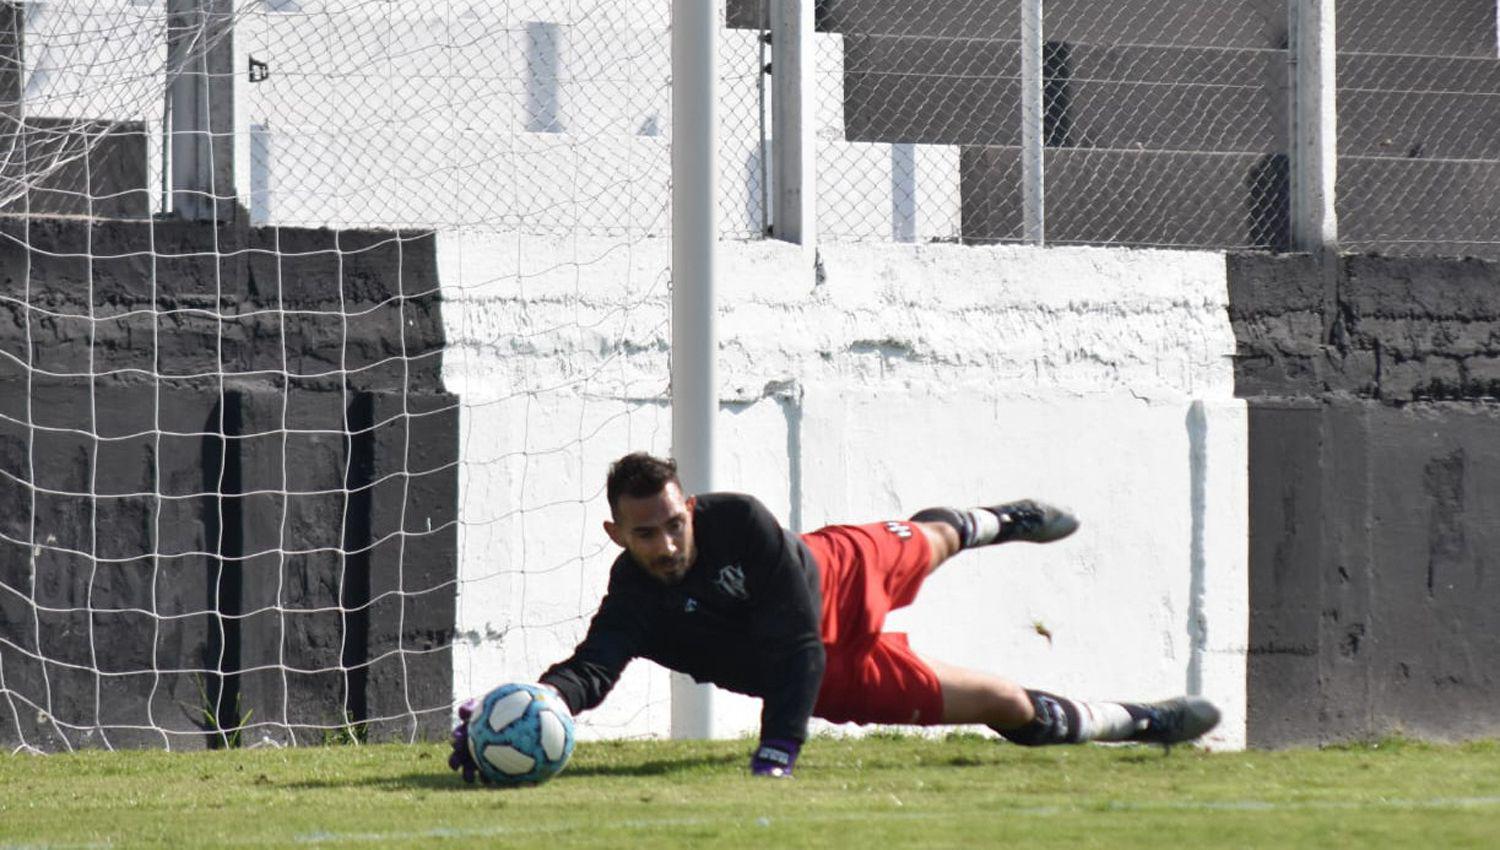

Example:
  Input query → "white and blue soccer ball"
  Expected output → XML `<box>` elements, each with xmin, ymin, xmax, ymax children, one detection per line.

<box><xmin>467</xmin><ymin>682</ymin><xmax>576</xmax><ymax>786</ymax></box>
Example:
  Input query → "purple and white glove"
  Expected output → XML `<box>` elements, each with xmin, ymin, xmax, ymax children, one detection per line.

<box><xmin>750</xmin><ymin>738</ymin><xmax>801</xmax><ymax>778</ymax></box>
<box><xmin>447</xmin><ymin>698</ymin><xmax>487</xmax><ymax>784</ymax></box>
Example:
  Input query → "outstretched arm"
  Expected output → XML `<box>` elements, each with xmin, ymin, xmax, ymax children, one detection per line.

<box><xmin>538</xmin><ymin>591</ymin><xmax>646</xmax><ymax>715</ymax></box>
<box><xmin>738</xmin><ymin>498</ymin><xmax>825</xmax><ymax>776</ymax></box>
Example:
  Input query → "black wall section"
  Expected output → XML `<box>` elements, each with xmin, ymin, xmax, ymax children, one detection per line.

<box><xmin>0</xmin><ymin>217</ymin><xmax>457</xmax><ymax>749</ymax></box>
<box><xmin>1231</xmin><ymin>253</ymin><xmax>1500</xmax><ymax>747</ymax></box>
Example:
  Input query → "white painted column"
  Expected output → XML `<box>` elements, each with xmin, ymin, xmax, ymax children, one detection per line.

<box><xmin>524</xmin><ymin>21</ymin><xmax>565</xmax><ymax>133</ymax></box>
<box><xmin>167</xmin><ymin>0</ymin><xmax>238</xmax><ymax>221</ymax></box>
<box><xmin>1289</xmin><ymin>0</ymin><xmax>1338</xmax><ymax>251</ymax></box>
<box><xmin>1020</xmin><ymin>0</ymin><xmax>1045</xmax><ymax>244</ymax></box>
<box><xmin>771</xmin><ymin>0</ymin><xmax>816</xmax><ymax>247</ymax></box>
<box><xmin>891</xmin><ymin>143</ymin><xmax>916</xmax><ymax>242</ymax></box>
<box><xmin>670</xmin><ymin>0</ymin><xmax>719</xmax><ymax>740</ymax></box>
<box><xmin>249</xmin><ymin>123</ymin><xmax>271</xmax><ymax>225</ymax></box>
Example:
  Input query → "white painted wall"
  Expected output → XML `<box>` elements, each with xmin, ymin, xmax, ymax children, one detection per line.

<box><xmin>442</xmin><ymin>235</ymin><xmax>1249</xmax><ymax>750</ymax></box>
<box><xmin>15</xmin><ymin>3</ymin><xmax>962</xmax><ymax>239</ymax></box>
<box><xmin>233</xmin><ymin>4</ymin><xmax>958</xmax><ymax>241</ymax></box>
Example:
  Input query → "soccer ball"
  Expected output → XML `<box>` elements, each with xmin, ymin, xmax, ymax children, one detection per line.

<box><xmin>467</xmin><ymin>682</ymin><xmax>576</xmax><ymax>786</ymax></box>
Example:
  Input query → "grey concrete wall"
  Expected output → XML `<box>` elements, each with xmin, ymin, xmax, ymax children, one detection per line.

<box><xmin>1</xmin><ymin>2</ymin><xmax>150</xmax><ymax>219</ymax></box>
<box><xmin>1230</xmin><ymin>253</ymin><xmax>1500</xmax><ymax>747</ymax></box>
<box><xmin>0</xmin><ymin>217</ymin><xmax>456</xmax><ymax>750</ymax></box>
<box><xmin>0</xmin><ymin>120</ymin><xmax>151</xmax><ymax>220</ymax></box>
<box><xmin>962</xmin><ymin>147</ymin><xmax>1289</xmax><ymax>249</ymax></box>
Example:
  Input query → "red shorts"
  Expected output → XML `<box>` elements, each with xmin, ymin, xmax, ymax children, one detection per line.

<box><xmin>800</xmin><ymin>521</ymin><xmax>944</xmax><ymax>726</ymax></box>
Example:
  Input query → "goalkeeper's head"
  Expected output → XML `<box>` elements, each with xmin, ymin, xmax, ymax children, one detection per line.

<box><xmin>603</xmin><ymin>452</ymin><xmax>695</xmax><ymax>585</ymax></box>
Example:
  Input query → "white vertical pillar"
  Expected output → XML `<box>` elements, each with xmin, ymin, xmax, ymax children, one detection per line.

<box><xmin>1020</xmin><ymin>0</ymin><xmax>1045</xmax><ymax>245</ymax></box>
<box><xmin>1289</xmin><ymin>0</ymin><xmax>1338</xmax><ymax>252</ymax></box>
<box><xmin>524</xmin><ymin>21</ymin><xmax>565</xmax><ymax>133</ymax></box>
<box><xmin>771</xmin><ymin>0</ymin><xmax>816</xmax><ymax>247</ymax></box>
<box><xmin>891</xmin><ymin>143</ymin><xmax>916</xmax><ymax>242</ymax></box>
<box><xmin>249</xmin><ymin>123</ymin><xmax>271</xmax><ymax>226</ymax></box>
<box><xmin>232</xmin><ymin>7</ymin><xmax>252</xmax><ymax>213</ymax></box>
<box><xmin>167</xmin><ymin>0</ymin><xmax>237</xmax><ymax>221</ymax></box>
<box><xmin>670</xmin><ymin>0</ymin><xmax>719</xmax><ymax>741</ymax></box>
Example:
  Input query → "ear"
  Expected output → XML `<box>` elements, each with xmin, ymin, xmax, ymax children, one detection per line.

<box><xmin>603</xmin><ymin>519</ymin><xmax>625</xmax><ymax>548</ymax></box>
<box><xmin>684</xmin><ymin>494</ymin><xmax>697</xmax><ymax>512</ymax></box>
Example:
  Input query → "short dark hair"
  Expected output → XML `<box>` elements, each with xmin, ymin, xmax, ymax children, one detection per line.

<box><xmin>606</xmin><ymin>452</ymin><xmax>680</xmax><ymax>515</ymax></box>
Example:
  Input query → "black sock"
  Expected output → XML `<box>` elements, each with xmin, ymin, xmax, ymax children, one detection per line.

<box><xmin>993</xmin><ymin>690</ymin><xmax>1083</xmax><ymax>746</ymax></box>
<box><xmin>908</xmin><ymin>507</ymin><xmax>1003</xmax><ymax>549</ymax></box>
<box><xmin>994</xmin><ymin>691</ymin><xmax>1146</xmax><ymax>745</ymax></box>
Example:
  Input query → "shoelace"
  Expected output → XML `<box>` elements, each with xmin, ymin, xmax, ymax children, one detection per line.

<box><xmin>1005</xmin><ymin>505</ymin><xmax>1043</xmax><ymax>535</ymax></box>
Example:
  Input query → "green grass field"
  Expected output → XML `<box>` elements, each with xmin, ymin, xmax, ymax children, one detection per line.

<box><xmin>3</xmin><ymin>735</ymin><xmax>1498</xmax><ymax>849</ymax></box>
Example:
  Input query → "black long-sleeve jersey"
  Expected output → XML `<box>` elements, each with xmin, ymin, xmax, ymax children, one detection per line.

<box><xmin>539</xmin><ymin>492</ymin><xmax>826</xmax><ymax>743</ymax></box>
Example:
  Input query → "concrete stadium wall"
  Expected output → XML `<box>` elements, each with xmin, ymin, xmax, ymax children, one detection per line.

<box><xmin>1230</xmin><ymin>253</ymin><xmax>1500</xmax><ymax>747</ymax></box>
<box><xmin>441</xmin><ymin>235</ymin><xmax>1250</xmax><ymax>749</ymax></box>
<box><xmin>8</xmin><ymin>214</ymin><xmax>1497</xmax><ymax>754</ymax></box>
<box><xmin>0</xmin><ymin>218</ymin><xmax>457</xmax><ymax>750</ymax></box>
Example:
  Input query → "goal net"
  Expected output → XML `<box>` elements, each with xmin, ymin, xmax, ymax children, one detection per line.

<box><xmin>0</xmin><ymin>0</ymin><xmax>759</xmax><ymax>751</ymax></box>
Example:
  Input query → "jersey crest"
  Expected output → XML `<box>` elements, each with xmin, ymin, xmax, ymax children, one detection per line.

<box><xmin>714</xmin><ymin>564</ymin><xmax>749</xmax><ymax>600</ymax></box>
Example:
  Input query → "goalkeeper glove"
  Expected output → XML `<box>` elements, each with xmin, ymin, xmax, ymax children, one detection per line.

<box><xmin>750</xmin><ymin>738</ymin><xmax>800</xmax><ymax>778</ymax></box>
<box><xmin>447</xmin><ymin>698</ymin><xmax>487</xmax><ymax>784</ymax></box>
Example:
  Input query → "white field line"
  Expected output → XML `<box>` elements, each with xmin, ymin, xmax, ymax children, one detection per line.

<box><xmin>268</xmin><ymin>795</ymin><xmax>1500</xmax><ymax>846</ymax></box>
<box><xmin>8</xmin><ymin>795</ymin><xmax>1498</xmax><ymax>850</ymax></box>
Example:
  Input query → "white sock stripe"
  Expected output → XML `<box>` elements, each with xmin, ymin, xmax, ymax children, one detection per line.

<box><xmin>968</xmin><ymin>508</ymin><xmax>1002</xmax><ymax>546</ymax></box>
<box><xmin>1077</xmin><ymin>702</ymin><xmax>1137</xmax><ymax>742</ymax></box>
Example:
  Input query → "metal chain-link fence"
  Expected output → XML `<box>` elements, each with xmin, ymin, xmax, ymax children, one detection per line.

<box><xmin>768</xmin><ymin>0</ymin><xmax>1500</xmax><ymax>258</ymax></box>
<box><xmin>809</xmin><ymin>0</ymin><xmax>1293</xmax><ymax>249</ymax></box>
<box><xmin>9</xmin><ymin>1</ymin><xmax>1500</xmax><ymax>253</ymax></box>
<box><xmin>1337</xmin><ymin>1</ymin><xmax>1500</xmax><ymax>257</ymax></box>
<box><xmin>243</xmin><ymin>0</ymin><xmax>770</xmax><ymax>239</ymax></box>
<box><xmin>242</xmin><ymin>0</ymin><xmax>676</xmax><ymax>236</ymax></box>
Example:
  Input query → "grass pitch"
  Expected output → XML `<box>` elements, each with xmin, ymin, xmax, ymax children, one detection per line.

<box><xmin>2</xmin><ymin>735</ymin><xmax>1498</xmax><ymax>849</ymax></box>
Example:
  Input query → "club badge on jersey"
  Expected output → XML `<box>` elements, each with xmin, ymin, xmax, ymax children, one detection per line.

<box><xmin>714</xmin><ymin>564</ymin><xmax>748</xmax><ymax>600</ymax></box>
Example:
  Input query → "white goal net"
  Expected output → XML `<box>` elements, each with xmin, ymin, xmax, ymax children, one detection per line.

<box><xmin>0</xmin><ymin>0</ymin><xmax>765</xmax><ymax>751</ymax></box>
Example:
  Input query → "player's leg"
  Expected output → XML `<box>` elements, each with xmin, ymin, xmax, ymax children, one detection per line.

<box><xmin>920</xmin><ymin>656</ymin><xmax>1033</xmax><ymax>727</ymax></box>
<box><xmin>921</xmin><ymin>655</ymin><xmax>1221</xmax><ymax>746</ymax></box>
<box><xmin>909</xmin><ymin>501</ymin><xmax>1078</xmax><ymax>574</ymax></box>
<box><xmin>910</xmin><ymin>520</ymin><xmax>961</xmax><ymax>571</ymax></box>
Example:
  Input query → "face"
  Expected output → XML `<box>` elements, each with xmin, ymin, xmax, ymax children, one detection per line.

<box><xmin>604</xmin><ymin>481</ymin><xmax>696</xmax><ymax>585</ymax></box>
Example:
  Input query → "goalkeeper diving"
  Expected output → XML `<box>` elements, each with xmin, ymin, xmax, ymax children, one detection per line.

<box><xmin>450</xmin><ymin>452</ymin><xmax>1220</xmax><ymax>780</ymax></box>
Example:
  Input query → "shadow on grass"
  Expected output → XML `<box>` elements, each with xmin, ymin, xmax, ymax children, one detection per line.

<box><xmin>1110</xmin><ymin>749</ymin><xmax>1173</xmax><ymax>765</ymax></box>
<box><xmin>561</xmin><ymin>751</ymin><xmax>741</xmax><ymax>778</ymax></box>
<box><xmin>278</xmin><ymin>752</ymin><xmax>742</xmax><ymax>793</ymax></box>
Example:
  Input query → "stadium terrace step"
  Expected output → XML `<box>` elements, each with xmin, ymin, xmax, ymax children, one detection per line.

<box><xmin>960</xmin><ymin>146</ymin><xmax>1289</xmax><ymax>249</ymax></box>
<box><xmin>1339</xmin><ymin>53</ymin><xmax>1500</xmax><ymax>160</ymax></box>
<box><xmin>961</xmin><ymin>145</ymin><xmax>1500</xmax><ymax>257</ymax></box>
<box><xmin>842</xmin><ymin>36</ymin><xmax>1286</xmax><ymax>152</ymax></box>
<box><xmin>844</xmin><ymin>38</ymin><xmax>1500</xmax><ymax>158</ymax></box>
<box><xmin>730</xmin><ymin>0</ymin><xmax>1496</xmax><ymax>58</ymax></box>
<box><xmin>729</xmin><ymin>0</ymin><xmax>1289</xmax><ymax>48</ymax></box>
<box><xmin>1340</xmin><ymin>155</ymin><xmax>1500</xmax><ymax>256</ymax></box>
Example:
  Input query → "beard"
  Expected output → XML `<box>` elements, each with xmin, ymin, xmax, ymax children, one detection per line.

<box><xmin>633</xmin><ymin>549</ymin><xmax>690</xmax><ymax>584</ymax></box>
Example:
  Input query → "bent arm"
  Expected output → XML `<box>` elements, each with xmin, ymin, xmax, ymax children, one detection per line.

<box><xmin>538</xmin><ymin>592</ymin><xmax>644</xmax><ymax>715</ymax></box>
<box><xmin>741</xmin><ymin>500</ymin><xmax>825</xmax><ymax>743</ymax></box>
